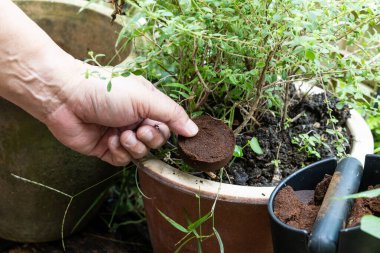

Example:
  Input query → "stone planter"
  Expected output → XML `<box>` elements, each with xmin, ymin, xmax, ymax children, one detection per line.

<box><xmin>138</xmin><ymin>85</ymin><xmax>374</xmax><ymax>252</ymax></box>
<box><xmin>0</xmin><ymin>0</ymin><xmax>131</xmax><ymax>242</ymax></box>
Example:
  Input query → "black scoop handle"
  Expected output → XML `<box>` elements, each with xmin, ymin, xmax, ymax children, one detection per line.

<box><xmin>308</xmin><ymin>157</ymin><xmax>363</xmax><ymax>253</ymax></box>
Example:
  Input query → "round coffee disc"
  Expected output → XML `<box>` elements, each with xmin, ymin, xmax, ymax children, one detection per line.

<box><xmin>178</xmin><ymin>115</ymin><xmax>235</xmax><ymax>172</ymax></box>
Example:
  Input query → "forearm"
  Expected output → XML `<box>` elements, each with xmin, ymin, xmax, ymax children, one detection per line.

<box><xmin>0</xmin><ymin>0</ymin><xmax>79</xmax><ymax>123</ymax></box>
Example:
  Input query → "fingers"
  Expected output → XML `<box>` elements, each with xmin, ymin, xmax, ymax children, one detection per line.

<box><xmin>99</xmin><ymin>129</ymin><xmax>131</xmax><ymax>166</ymax></box>
<box><xmin>132</xmin><ymin>76</ymin><xmax>198</xmax><ymax>137</ymax></box>
<box><xmin>120</xmin><ymin>130</ymin><xmax>149</xmax><ymax>159</ymax></box>
<box><xmin>101</xmin><ymin>120</ymin><xmax>171</xmax><ymax>166</ymax></box>
<box><xmin>147</xmin><ymin>93</ymin><xmax>198</xmax><ymax>137</ymax></box>
<box><xmin>136</xmin><ymin>119</ymin><xmax>170</xmax><ymax>149</ymax></box>
<box><xmin>106</xmin><ymin>132</ymin><xmax>132</xmax><ymax>166</ymax></box>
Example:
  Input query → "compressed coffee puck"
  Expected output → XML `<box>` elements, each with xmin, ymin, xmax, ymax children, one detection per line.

<box><xmin>178</xmin><ymin>115</ymin><xmax>235</xmax><ymax>172</ymax></box>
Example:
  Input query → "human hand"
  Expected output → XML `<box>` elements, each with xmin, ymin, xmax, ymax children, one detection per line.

<box><xmin>45</xmin><ymin>63</ymin><xmax>198</xmax><ymax>166</ymax></box>
<box><xmin>0</xmin><ymin>0</ymin><xmax>198</xmax><ymax>166</ymax></box>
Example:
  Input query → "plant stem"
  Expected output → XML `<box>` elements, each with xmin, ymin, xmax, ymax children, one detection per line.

<box><xmin>234</xmin><ymin>44</ymin><xmax>279</xmax><ymax>134</ymax></box>
<box><xmin>193</xmin><ymin>38</ymin><xmax>211</xmax><ymax>110</ymax></box>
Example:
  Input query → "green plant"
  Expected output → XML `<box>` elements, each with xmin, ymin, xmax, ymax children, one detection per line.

<box><xmin>10</xmin><ymin>170</ymin><xmax>125</xmax><ymax>250</ymax></box>
<box><xmin>101</xmin><ymin>0</ymin><xmax>380</xmax><ymax>251</ymax></box>
<box><xmin>158</xmin><ymin>169</ymin><xmax>225</xmax><ymax>252</ymax></box>
<box><xmin>233</xmin><ymin>136</ymin><xmax>263</xmax><ymax>158</ymax></box>
<box><xmin>366</xmin><ymin>96</ymin><xmax>380</xmax><ymax>154</ymax></box>
<box><xmin>107</xmin><ymin>167</ymin><xmax>146</xmax><ymax>231</ymax></box>
<box><xmin>112</xmin><ymin>0</ymin><xmax>379</xmax><ymax>162</ymax></box>
<box><xmin>291</xmin><ymin>132</ymin><xmax>326</xmax><ymax>158</ymax></box>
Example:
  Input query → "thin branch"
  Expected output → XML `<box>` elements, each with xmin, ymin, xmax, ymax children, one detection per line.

<box><xmin>280</xmin><ymin>82</ymin><xmax>290</xmax><ymax>129</ymax></box>
<box><xmin>193</xmin><ymin>38</ymin><xmax>211</xmax><ymax>110</ymax></box>
<box><xmin>271</xmin><ymin>143</ymin><xmax>282</xmax><ymax>184</ymax></box>
<box><xmin>290</xmin><ymin>110</ymin><xmax>306</xmax><ymax>123</ymax></box>
<box><xmin>237</xmin><ymin>104</ymin><xmax>261</xmax><ymax>126</ymax></box>
<box><xmin>234</xmin><ymin>44</ymin><xmax>279</xmax><ymax>134</ymax></box>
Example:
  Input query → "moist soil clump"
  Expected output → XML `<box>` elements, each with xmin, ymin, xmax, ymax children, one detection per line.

<box><xmin>178</xmin><ymin>115</ymin><xmax>235</xmax><ymax>172</ymax></box>
<box><xmin>226</xmin><ymin>90</ymin><xmax>350</xmax><ymax>186</ymax></box>
<box><xmin>275</xmin><ymin>176</ymin><xmax>380</xmax><ymax>232</ymax></box>
<box><xmin>347</xmin><ymin>184</ymin><xmax>380</xmax><ymax>227</ymax></box>
<box><xmin>274</xmin><ymin>175</ymin><xmax>332</xmax><ymax>231</ymax></box>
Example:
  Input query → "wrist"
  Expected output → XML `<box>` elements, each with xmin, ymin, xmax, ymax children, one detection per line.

<box><xmin>0</xmin><ymin>45</ymin><xmax>80</xmax><ymax>123</ymax></box>
<box><xmin>0</xmin><ymin>0</ymin><xmax>83</xmax><ymax>124</ymax></box>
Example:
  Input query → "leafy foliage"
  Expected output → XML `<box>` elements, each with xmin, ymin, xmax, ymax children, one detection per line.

<box><xmin>117</xmin><ymin>0</ymin><xmax>379</xmax><ymax>135</ymax></box>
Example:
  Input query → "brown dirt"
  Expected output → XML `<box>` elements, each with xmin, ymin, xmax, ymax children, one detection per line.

<box><xmin>161</xmin><ymin>86</ymin><xmax>350</xmax><ymax>185</ymax></box>
<box><xmin>226</xmin><ymin>90</ymin><xmax>350</xmax><ymax>186</ymax></box>
<box><xmin>347</xmin><ymin>184</ymin><xmax>380</xmax><ymax>227</ymax></box>
<box><xmin>314</xmin><ymin>174</ymin><xmax>333</xmax><ymax>205</ymax></box>
<box><xmin>275</xmin><ymin>177</ymin><xmax>380</xmax><ymax>231</ymax></box>
<box><xmin>178</xmin><ymin>115</ymin><xmax>235</xmax><ymax>171</ymax></box>
<box><xmin>274</xmin><ymin>175</ymin><xmax>332</xmax><ymax>231</ymax></box>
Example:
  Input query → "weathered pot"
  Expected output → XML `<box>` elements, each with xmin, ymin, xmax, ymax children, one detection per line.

<box><xmin>0</xmin><ymin>0</ymin><xmax>131</xmax><ymax>242</ymax></box>
<box><xmin>139</xmin><ymin>86</ymin><xmax>374</xmax><ymax>252</ymax></box>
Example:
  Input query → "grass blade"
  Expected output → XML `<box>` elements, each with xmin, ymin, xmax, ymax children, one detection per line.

<box><xmin>158</xmin><ymin>209</ymin><xmax>189</xmax><ymax>233</ymax></box>
<box><xmin>361</xmin><ymin>215</ymin><xmax>380</xmax><ymax>239</ymax></box>
<box><xmin>187</xmin><ymin>211</ymin><xmax>212</xmax><ymax>231</ymax></box>
<box><xmin>213</xmin><ymin>227</ymin><xmax>224</xmax><ymax>253</ymax></box>
<box><xmin>341</xmin><ymin>189</ymin><xmax>380</xmax><ymax>199</ymax></box>
<box><xmin>175</xmin><ymin>235</ymin><xmax>196</xmax><ymax>253</ymax></box>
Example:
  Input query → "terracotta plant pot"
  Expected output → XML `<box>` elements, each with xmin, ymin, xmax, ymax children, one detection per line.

<box><xmin>0</xmin><ymin>0</ymin><xmax>131</xmax><ymax>242</ymax></box>
<box><xmin>268</xmin><ymin>155</ymin><xmax>380</xmax><ymax>253</ymax></box>
<box><xmin>138</xmin><ymin>84</ymin><xmax>374</xmax><ymax>252</ymax></box>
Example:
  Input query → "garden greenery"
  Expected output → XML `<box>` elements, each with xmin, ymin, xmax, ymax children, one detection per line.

<box><xmin>108</xmin><ymin>0</ymin><xmax>380</xmax><ymax>245</ymax></box>
<box><xmin>115</xmin><ymin>0</ymin><xmax>379</xmax><ymax>136</ymax></box>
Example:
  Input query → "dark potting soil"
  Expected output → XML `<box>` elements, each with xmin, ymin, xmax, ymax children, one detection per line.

<box><xmin>226</xmin><ymin>91</ymin><xmax>350</xmax><ymax>186</ymax></box>
<box><xmin>347</xmin><ymin>184</ymin><xmax>380</xmax><ymax>227</ymax></box>
<box><xmin>178</xmin><ymin>115</ymin><xmax>235</xmax><ymax>172</ymax></box>
<box><xmin>274</xmin><ymin>174</ymin><xmax>332</xmax><ymax>231</ymax></box>
<box><xmin>161</xmin><ymin>87</ymin><xmax>350</xmax><ymax>186</ymax></box>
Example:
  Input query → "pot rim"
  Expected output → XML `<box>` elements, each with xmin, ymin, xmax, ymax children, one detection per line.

<box><xmin>141</xmin><ymin>86</ymin><xmax>374</xmax><ymax>204</ymax></box>
<box><xmin>14</xmin><ymin>0</ymin><xmax>124</xmax><ymax>24</ymax></box>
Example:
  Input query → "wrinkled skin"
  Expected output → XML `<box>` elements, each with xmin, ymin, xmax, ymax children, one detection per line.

<box><xmin>0</xmin><ymin>0</ymin><xmax>198</xmax><ymax>166</ymax></box>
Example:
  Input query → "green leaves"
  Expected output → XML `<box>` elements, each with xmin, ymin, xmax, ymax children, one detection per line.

<box><xmin>361</xmin><ymin>215</ymin><xmax>380</xmax><ymax>239</ymax></box>
<box><xmin>342</xmin><ymin>189</ymin><xmax>380</xmax><ymax>200</ymax></box>
<box><xmin>305</xmin><ymin>48</ymin><xmax>316</xmax><ymax>61</ymax></box>
<box><xmin>233</xmin><ymin>145</ymin><xmax>244</xmax><ymax>158</ymax></box>
<box><xmin>107</xmin><ymin>80</ymin><xmax>112</xmax><ymax>92</ymax></box>
<box><xmin>179</xmin><ymin>0</ymin><xmax>191</xmax><ymax>12</ymax></box>
<box><xmin>158</xmin><ymin>207</ymin><xmax>222</xmax><ymax>252</ymax></box>
<box><xmin>233</xmin><ymin>137</ymin><xmax>263</xmax><ymax>158</ymax></box>
<box><xmin>118</xmin><ymin>0</ymin><xmax>379</xmax><ymax>164</ymax></box>
<box><xmin>249</xmin><ymin>137</ymin><xmax>263</xmax><ymax>155</ymax></box>
<box><xmin>158</xmin><ymin>209</ymin><xmax>213</xmax><ymax>234</ymax></box>
<box><xmin>158</xmin><ymin>209</ymin><xmax>188</xmax><ymax>233</ymax></box>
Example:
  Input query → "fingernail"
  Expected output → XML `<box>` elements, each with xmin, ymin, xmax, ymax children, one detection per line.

<box><xmin>142</xmin><ymin>129</ymin><xmax>154</xmax><ymax>142</ymax></box>
<box><xmin>124</xmin><ymin>133</ymin><xmax>137</xmax><ymax>147</ymax></box>
<box><xmin>185</xmin><ymin>120</ymin><xmax>198</xmax><ymax>136</ymax></box>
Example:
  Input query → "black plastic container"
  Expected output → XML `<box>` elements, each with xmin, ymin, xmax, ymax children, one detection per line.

<box><xmin>268</xmin><ymin>155</ymin><xmax>380</xmax><ymax>253</ymax></box>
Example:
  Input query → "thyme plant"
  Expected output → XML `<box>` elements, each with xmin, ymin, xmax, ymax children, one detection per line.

<box><xmin>115</xmin><ymin>0</ymin><xmax>379</xmax><ymax>137</ymax></box>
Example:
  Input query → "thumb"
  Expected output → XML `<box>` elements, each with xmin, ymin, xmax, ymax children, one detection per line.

<box><xmin>138</xmin><ymin>87</ymin><xmax>198</xmax><ymax>137</ymax></box>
